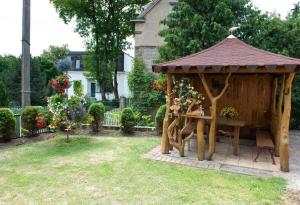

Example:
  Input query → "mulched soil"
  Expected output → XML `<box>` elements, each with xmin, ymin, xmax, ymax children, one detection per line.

<box><xmin>0</xmin><ymin>133</ymin><xmax>56</xmax><ymax>149</ymax></box>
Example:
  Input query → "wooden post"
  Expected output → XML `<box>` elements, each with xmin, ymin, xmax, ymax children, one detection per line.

<box><xmin>275</xmin><ymin>76</ymin><xmax>285</xmax><ymax>156</ymax></box>
<box><xmin>279</xmin><ymin>73</ymin><xmax>295</xmax><ymax>172</ymax></box>
<box><xmin>197</xmin><ymin>119</ymin><xmax>205</xmax><ymax>160</ymax></box>
<box><xmin>161</xmin><ymin>74</ymin><xmax>172</xmax><ymax>154</ymax></box>
<box><xmin>199</xmin><ymin>73</ymin><xmax>231</xmax><ymax>160</ymax></box>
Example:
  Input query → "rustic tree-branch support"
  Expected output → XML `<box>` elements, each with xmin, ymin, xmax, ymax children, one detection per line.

<box><xmin>270</xmin><ymin>77</ymin><xmax>278</xmax><ymax>137</ymax></box>
<box><xmin>280</xmin><ymin>73</ymin><xmax>295</xmax><ymax>172</ymax></box>
<box><xmin>275</xmin><ymin>76</ymin><xmax>285</xmax><ymax>156</ymax></box>
<box><xmin>161</xmin><ymin>74</ymin><xmax>172</xmax><ymax>154</ymax></box>
<box><xmin>199</xmin><ymin>73</ymin><xmax>231</xmax><ymax>160</ymax></box>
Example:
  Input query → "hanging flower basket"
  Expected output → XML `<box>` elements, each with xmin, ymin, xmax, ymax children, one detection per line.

<box><xmin>50</xmin><ymin>74</ymin><xmax>71</xmax><ymax>95</ymax></box>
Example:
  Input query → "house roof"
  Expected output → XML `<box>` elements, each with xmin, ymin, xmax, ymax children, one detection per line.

<box><xmin>131</xmin><ymin>0</ymin><xmax>161</xmax><ymax>22</ymax></box>
<box><xmin>67</xmin><ymin>51</ymin><xmax>87</xmax><ymax>56</ymax></box>
<box><xmin>153</xmin><ymin>35</ymin><xmax>300</xmax><ymax>73</ymax></box>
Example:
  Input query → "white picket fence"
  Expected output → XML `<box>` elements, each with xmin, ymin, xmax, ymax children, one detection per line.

<box><xmin>103</xmin><ymin>111</ymin><xmax>121</xmax><ymax>127</ymax></box>
<box><xmin>102</xmin><ymin>109</ymin><xmax>155</xmax><ymax>131</ymax></box>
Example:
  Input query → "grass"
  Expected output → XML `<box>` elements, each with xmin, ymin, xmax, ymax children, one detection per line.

<box><xmin>0</xmin><ymin>134</ymin><xmax>286</xmax><ymax>205</ymax></box>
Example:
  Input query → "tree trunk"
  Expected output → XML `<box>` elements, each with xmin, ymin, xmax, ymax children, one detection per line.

<box><xmin>113</xmin><ymin>59</ymin><xmax>119</xmax><ymax>99</ymax></box>
<box><xmin>101</xmin><ymin>39</ymin><xmax>110</xmax><ymax>101</ymax></box>
<box><xmin>100</xmin><ymin>80</ymin><xmax>106</xmax><ymax>101</ymax></box>
<box><xmin>90</xmin><ymin>2</ymin><xmax>104</xmax><ymax>101</ymax></box>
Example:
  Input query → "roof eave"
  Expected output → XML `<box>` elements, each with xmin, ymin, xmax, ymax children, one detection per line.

<box><xmin>131</xmin><ymin>19</ymin><xmax>145</xmax><ymax>23</ymax></box>
<box><xmin>132</xmin><ymin>0</ymin><xmax>161</xmax><ymax>22</ymax></box>
<box><xmin>152</xmin><ymin>64</ymin><xmax>300</xmax><ymax>74</ymax></box>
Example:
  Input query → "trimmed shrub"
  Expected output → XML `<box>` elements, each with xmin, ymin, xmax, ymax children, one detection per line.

<box><xmin>21</xmin><ymin>106</ymin><xmax>41</xmax><ymax>136</ymax></box>
<box><xmin>21</xmin><ymin>128</ymin><xmax>30</xmax><ymax>137</ymax></box>
<box><xmin>155</xmin><ymin>104</ymin><xmax>166</xmax><ymax>134</ymax></box>
<box><xmin>0</xmin><ymin>108</ymin><xmax>15</xmax><ymax>142</ymax></box>
<box><xmin>120</xmin><ymin>108</ymin><xmax>136</xmax><ymax>134</ymax></box>
<box><xmin>88</xmin><ymin>103</ymin><xmax>105</xmax><ymax>132</ymax></box>
<box><xmin>73</xmin><ymin>80</ymin><xmax>84</xmax><ymax>96</ymax></box>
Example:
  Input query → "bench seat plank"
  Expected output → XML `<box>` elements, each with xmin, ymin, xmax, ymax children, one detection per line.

<box><xmin>256</xmin><ymin>130</ymin><xmax>274</xmax><ymax>148</ymax></box>
<box><xmin>254</xmin><ymin>130</ymin><xmax>276</xmax><ymax>164</ymax></box>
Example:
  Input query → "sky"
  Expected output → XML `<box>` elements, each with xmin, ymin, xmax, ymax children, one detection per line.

<box><xmin>0</xmin><ymin>0</ymin><xmax>299</xmax><ymax>57</ymax></box>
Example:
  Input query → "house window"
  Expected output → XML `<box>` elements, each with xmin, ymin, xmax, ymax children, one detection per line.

<box><xmin>91</xmin><ymin>82</ymin><xmax>96</xmax><ymax>97</ymax></box>
<box><xmin>75</xmin><ymin>59</ymin><xmax>81</xmax><ymax>69</ymax></box>
<box><xmin>117</xmin><ymin>53</ymin><xmax>124</xmax><ymax>72</ymax></box>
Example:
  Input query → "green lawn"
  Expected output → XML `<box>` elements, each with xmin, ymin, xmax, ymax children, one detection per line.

<box><xmin>0</xmin><ymin>134</ymin><xmax>285</xmax><ymax>204</ymax></box>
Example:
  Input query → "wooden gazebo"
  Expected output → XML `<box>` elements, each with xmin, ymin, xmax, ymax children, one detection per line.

<box><xmin>153</xmin><ymin>35</ymin><xmax>300</xmax><ymax>172</ymax></box>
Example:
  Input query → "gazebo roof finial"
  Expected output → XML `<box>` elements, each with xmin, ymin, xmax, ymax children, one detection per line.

<box><xmin>227</xmin><ymin>26</ymin><xmax>239</xmax><ymax>38</ymax></box>
<box><xmin>229</xmin><ymin>26</ymin><xmax>239</xmax><ymax>34</ymax></box>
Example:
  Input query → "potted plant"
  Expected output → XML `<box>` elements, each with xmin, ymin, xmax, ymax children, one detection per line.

<box><xmin>220</xmin><ymin>106</ymin><xmax>239</xmax><ymax>119</ymax></box>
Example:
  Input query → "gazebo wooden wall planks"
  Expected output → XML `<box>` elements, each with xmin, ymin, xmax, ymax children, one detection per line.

<box><xmin>154</xmin><ymin>35</ymin><xmax>300</xmax><ymax>172</ymax></box>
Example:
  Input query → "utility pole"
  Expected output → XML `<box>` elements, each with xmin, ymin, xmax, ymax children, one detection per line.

<box><xmin>21</xmin><ymin>0</ymin><xmax>31</xmax><ymax>107</ymax></box>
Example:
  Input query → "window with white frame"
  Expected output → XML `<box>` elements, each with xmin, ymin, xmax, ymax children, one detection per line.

<box><xmin>75</xmin><ymin>59</ymin><xmax>81</xmax><ymax>69</ymax></box>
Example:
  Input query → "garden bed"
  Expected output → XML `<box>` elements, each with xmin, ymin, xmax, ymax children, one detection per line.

<box><xmin>0</xmin><ymin>132</ymin><xmax>56</xmax><ymax>148</ymax></box>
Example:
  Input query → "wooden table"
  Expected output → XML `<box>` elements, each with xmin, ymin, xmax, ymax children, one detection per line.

<box><xmin>217</xmin><ymin>117</ymin><xmax>246</xmax><ymax>155</ymax></box>
<box><xmin>184</xmin><ymin>114</ymin><xmax>245</xmax><ymax>157</ymax></box>
<box><xmin>169</xmin><ymin>113</ymin><xmax>245</xmax><ymax>159</ymax></box>
<box><xmin>171</xmin><ymin>112</ymin><xmax>212</xmax><ymax>160</ymax></box>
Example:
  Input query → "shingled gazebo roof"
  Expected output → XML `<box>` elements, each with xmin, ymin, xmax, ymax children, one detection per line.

<box><xmin>153</xmin><ymin>35</ymin><xmax>300</xmax><ymax>73</ymax></box>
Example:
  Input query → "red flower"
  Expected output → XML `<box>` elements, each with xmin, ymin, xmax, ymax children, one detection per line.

<box><xmin>35</xmin><ymin>116</ymin><xmax>47</xmax><ymax>128</ymax></box>
<box><xmin>49</xmin><ymin>74</ymin><xmax>70</xmax><ymax>95</ymax></box>
<box><xmin>63</xmin><ymin>80</ymin><xmax>68</xmax><ymax>88</ymax></box>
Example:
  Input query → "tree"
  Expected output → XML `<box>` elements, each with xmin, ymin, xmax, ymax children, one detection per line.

<box><xmin>30</xmin><ymin>57</ymin><xmax>48</xmax><ymax>105</ymax></box>
<box><xmin>41</xmin><ymin>44</ymin><xmax>69</xmax><ymax>63</ymax></box>
<box><xmin>0</xmin><ymin>55</ymin><xmax>21</xmax><ymax>105</ymax></box>
<box><xmin>0</xmin><ymin>45</ymin><xmax>68</xmax><ymax>106</ymax></box>
<box><xmin>159</xmin><ymin>0</ymin><xmax>255</xmax><ymax>61</ymax></box>
<box><xmin>159</xmin><ymin>1</ymin><xmax>300</xmax><ymax>129</ymax></box>
<box><xmin>285</xmin><ymin>4</ymin><xmax>300</xmax><ymax>129</ymax></box>
<box><xmin>50</xmin><ymin>0</ymin><xmax>149</xmax><ymax>100</ymax></box>
<box><xmin>38</xmin><ymin>45</ymin><xmax>68</xmax><ymax>84</ymax></box>
<box><xmin>128</xmin><ymin>58</ymin><xmax>164</xmax><ymax>114</ymax></box>
<box><xmin>0</xmin><ymin>81</ymin><xmax>9</xmax><ymax>107</ymax></box>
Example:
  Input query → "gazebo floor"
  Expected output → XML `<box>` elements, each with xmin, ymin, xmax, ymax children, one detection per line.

<box><xmin>144</xmin><ymin>131</ymin><xmax>300</xmax><ymax>190</ymax></box>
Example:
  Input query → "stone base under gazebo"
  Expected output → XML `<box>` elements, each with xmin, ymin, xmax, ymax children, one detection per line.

<box><xmin>144</xmin><ymin>131</ymin><xmax>300</xmax><ymax>190</ymax></box>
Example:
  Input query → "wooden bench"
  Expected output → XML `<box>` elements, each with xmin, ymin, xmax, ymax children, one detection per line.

<box><xmin>254</xmin><ymin>130</ymin><xmax>276</xmax><ymax>165</ymax></box>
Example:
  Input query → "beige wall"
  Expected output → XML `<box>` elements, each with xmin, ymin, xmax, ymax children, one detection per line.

<box><xmin>135</xmin><ymin>0</ymin><xmax>176</xmax><ymax>47</ymax></box>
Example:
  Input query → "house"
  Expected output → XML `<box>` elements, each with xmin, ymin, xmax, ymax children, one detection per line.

<box><xmin>132</xmin><ymin>0</ymin><xmax>177</xmax><ymax>71</ymax></box>
<box><xmin>63</xmin><ymin>51</ymin><xmax>133</xmax><ymax>101</ymax></box>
